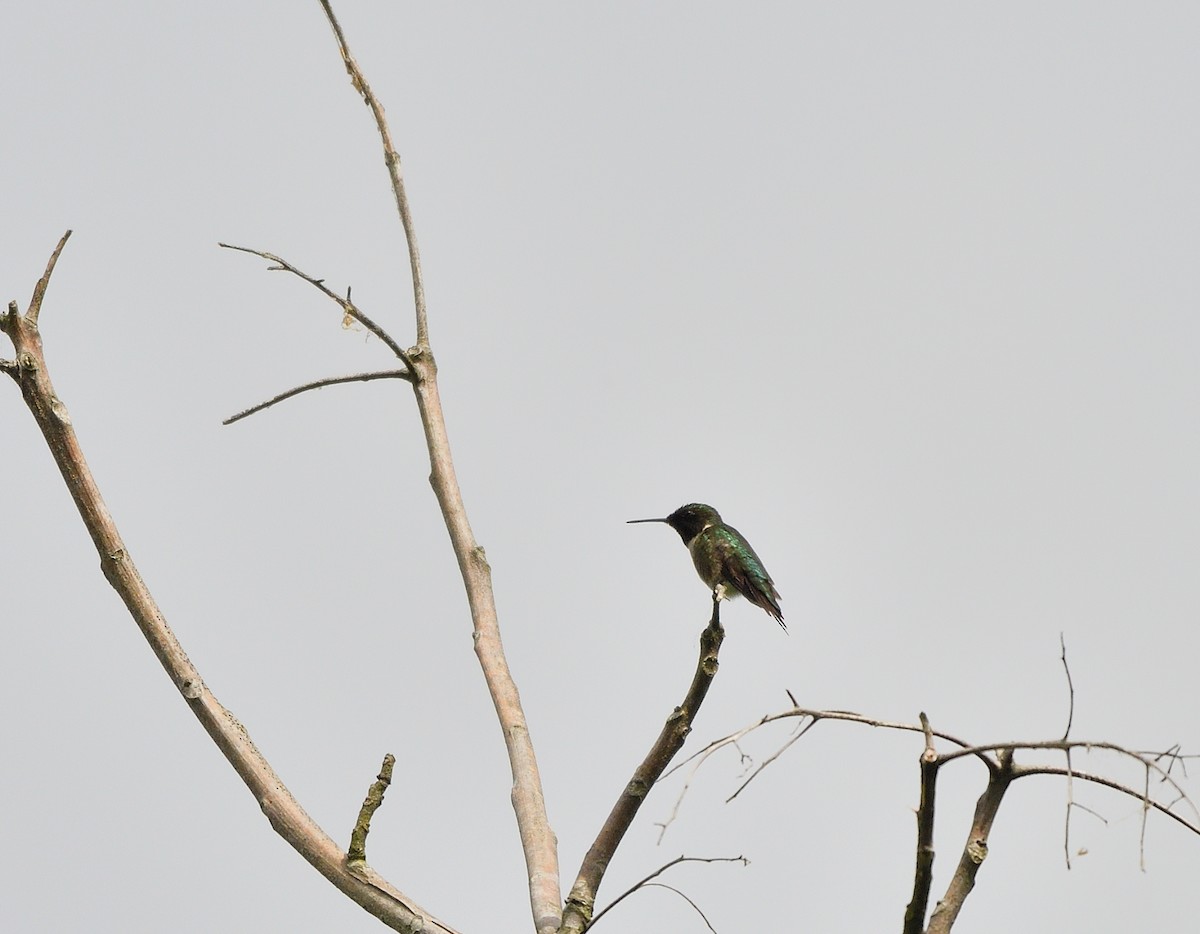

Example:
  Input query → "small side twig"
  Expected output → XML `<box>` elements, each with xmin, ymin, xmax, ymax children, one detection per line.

<box><xmin>902</xmin><ymin>712</ymin><xmax>940</xmax><ymax>934</ymax></box>
<box><xmin>1060</xmin><ymin>632</ymin><xmax>1077</xmax><ymax>868</ymax></box>
<box><xmin>348</xmin><ymin>753</ymin><xmax>397</xmax><ymax>866</ymax></box>
<box><xmin>653</xmin><ymin>704</ymin><xmax>994</xmax><ymax>842</ymax></box>
<box><xmin>218</xmin><ymin>242</ymin><xmax>413</xmax><ymax>368</ymax></box>
<box><xmin>1059</xmin><ymin>633</ymin><xmax>1075</xmax><ymax>741</ymax></box>
<box><xmin>224</xmin><ymin>369</ymin><xmax>412</xmax><ymax>425</ymax></box>
<box><xmin>724</xmin><ymin>717</ymin><xmax>818</xmax><ymax>804</ymax></box>
<box><xmin>638</xmin><ymin>884</ymin><xmax>720</xmax><ymax>933</ymax></box>
<box><xmin>589</xmin><ymin>855</ymin><xmax>747</xmax><ymax>930</ymax></box>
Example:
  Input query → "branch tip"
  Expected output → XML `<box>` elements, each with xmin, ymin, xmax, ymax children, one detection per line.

<box><xmin>27</xmin><ymin>229</ymin><xmax>73</xmax><ymax>326</ymax></box>
<box><xmin>347</xmin><ymin>753</ymin><xmax>397</xmax><ymax>864</ymax></box>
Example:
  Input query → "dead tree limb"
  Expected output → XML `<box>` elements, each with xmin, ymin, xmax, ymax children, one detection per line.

<box><xmin>2</xmin><ymin>236</ymin><xmax>460</xmax><ymax>934</ymax></box>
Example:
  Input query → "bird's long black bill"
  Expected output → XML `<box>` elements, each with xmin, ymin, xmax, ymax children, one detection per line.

<box><xmin>627</xmin><ymin>517</ymin><xmax>670</xmax><ymax>524</ymax></box>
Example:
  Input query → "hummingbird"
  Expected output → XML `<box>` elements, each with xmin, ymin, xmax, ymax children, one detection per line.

<box><xmin>628</xmin><ymin>503</ymin><xmax>785</xmax><ymax>630</ymax></box>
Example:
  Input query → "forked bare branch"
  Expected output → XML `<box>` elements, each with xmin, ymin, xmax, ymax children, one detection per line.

<box><xmin>2</xmin><ymin>236</ymin><xmax>461</xmax><ymax>934</ymax></box>
<box><xmin>655</xmin><ymin>693</ymin><xmax>1198</xmax><ymax>934</ymax></box>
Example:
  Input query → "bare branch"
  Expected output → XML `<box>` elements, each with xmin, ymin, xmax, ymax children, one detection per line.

<box><xmin>223</xmin><ymin>368</ymin><xmax>412</xmax><ymax>425</ymax></box>
<box><xmin>561</xmin><ymin>616</ymin><xmax>728</xmax><ymax>933</ymax></box>
<box><xmin>317</xmin><ymin>0</ymin><xmax>428</xmax><ymax>347</ymax></box>
<box><xmin>218</xmin><ymin>242</ymin><xmax>414</xmax><ymax>368</ymax></box>
<box><xmin>348</xmin><ymin>753</ymin><xmax>397</xmax><ymax>865</ymax></box>
<box><xmin>1060</xmin><ymin>633</ymin><xmax>1077</xmax><ymax>867</ymax></box>
<box><xmin>1015</xmin><ymin>765</ymin><xmax>1200</xmax><ymax>838</ymax></box>
<box><xmin>640</xmin><ymin>883</ymin><xmax>720</xmax><ymax>933</ymax></box>
<box><xmin>939</xmin><ymin>740</ymin><xmax>1196</xmax><ymax>818</ymax></box>
<box><xmin>902</xmin><ymin>712</ymin><xmax>939</xmax><ymax>934</ymax></box>
<box><xmin>724</xmin><ymin>716</ymin><xmax>818</xmax><ymax>804</ymax></box>
<box><xmin>2</xmin><ymin>262</ymin><xmax>460</xmax><ymax>934</ymax></box>
<box><xmin>665</xmin><ymin>705</ymin><xmax>993</xmax><ymax>789</ymax></box>
<box><xmin>27</xmin><ymin>229</ymin><xmax>72</xmax><ymax>326</ymax></box>
<box><xmin>926</xmin><ymin>749</ymin><xmax>1015</xmax><ymax>934</ymax></box>
<box><xmin>1059</xmin><ymin>632</ymin><xmax>1075</xmax><ymax>741</ymax></box>
<box><xmin>589</xmin><ymin>855</ymin><xmax>747</xmax><ymax>930</ymax></box>
<box><xmin>305</xmin><ymin>6</ymin><xmax>560</xmax><ymax>932</ymax></box>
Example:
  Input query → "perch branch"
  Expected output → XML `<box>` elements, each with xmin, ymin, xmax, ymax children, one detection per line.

<box><xmin>312</xmin><ymin>4</ymin><xmax>561</xmax><ymax>932</ymax></box>
<box><xmin>560</xmin><ymin>610</ymin><xmax>727</xmax><ymax>934</ymax></box>
<box><xmin>224</xmin><ymin>368</ymin><xmax>411</xmax><ymax>425</ymax></box>
<box><xmin>1</xmin><ymin>243</ymin><xmax>460</xmax><ymax>934</ymax></box>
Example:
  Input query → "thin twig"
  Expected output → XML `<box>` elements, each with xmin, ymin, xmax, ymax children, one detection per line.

<box><xmin>223</xmin><ymin>369</ymin><xmax>411</xmax><ymax>425</ymax></box>
<box><xmin>724</xmin><ymin>717</ymin><xmax>819</xmax><ymax>803</ymax></box>
<box><xmin>1008</xmin><ymin>765</ymin><xmax>1200</xmax><ymax>837</ymax></box>
<box><xmin>939</xmin><ymin>740</ymin><xmax>1195</xmax><ymax>816</ymax></box>
<box><xmin>653</xmin><ymin>706</ymin><xmax>992</xmax><ymax>844</ymax></box>
<box><xmin>1140</xmin><ymin>764</ymin><xmax>1152</xmax><ymax>870</ymax></box>
<box><xmin>640</xmin><ymin>883</ymin><xmax>720</xmax><ymax>933</ymax></box>
<box><xmin>1060</xmin><ymin>633</ymin><xmax>1077</xmax><ymax>868</ymax></box>
<box><xmin>589</xmin><ymin>855</ymin><xmax>747</xmax><ymax>929</ymax></box>
<box><xmin>318</xmin><ymin>0</ymin><xmax>428</xmax><ymax>346</ymax></box>
<box><xmin>27</xmin><ymin>229</ymin><xmax>72</xmax><ymax>326</ymax></box>
<box><xmin>1059</xmin><ymin>633</ymin><xmax>1075</xmax><ymax>741</ymax></box>
<box><xmin>218</xmin><ymin>242</ymin><xmax>413</xmax><ymax>368</ymax></box>
<box><xmin>348</xmin><ymin>753</ymin><xmax>397</xmax><ymax>864</ymax></box>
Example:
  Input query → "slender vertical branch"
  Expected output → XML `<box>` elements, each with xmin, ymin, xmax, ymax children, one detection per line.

<box><xmin>314</xmin><ymin>5</ymin><xmax>560</xmax><ymax>932</ymax></box>
<box><xmin>1060</xmin><ymin>633</ymin><xmax>1077</xmax><ymax>868</ymax></box>
<box><xmin>319</xmin><ymin>0</ymin><xmax>428</xmax><ymax>347</ymax></box>
<box><xmin>902</xmin><ymin>713</ymin><xmax>939</xmax><ymax>934</ymax></box>
<box><xmin>560</xmin><ymin>611</ymin><xmax>727</xmax><ymax>934</ymax></box>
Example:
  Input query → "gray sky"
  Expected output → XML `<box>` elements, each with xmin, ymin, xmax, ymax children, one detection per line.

<box><xmin>3</xmin><ymin>3</ymin><xmax>1199</xmax><ymax>932</ymax></box>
